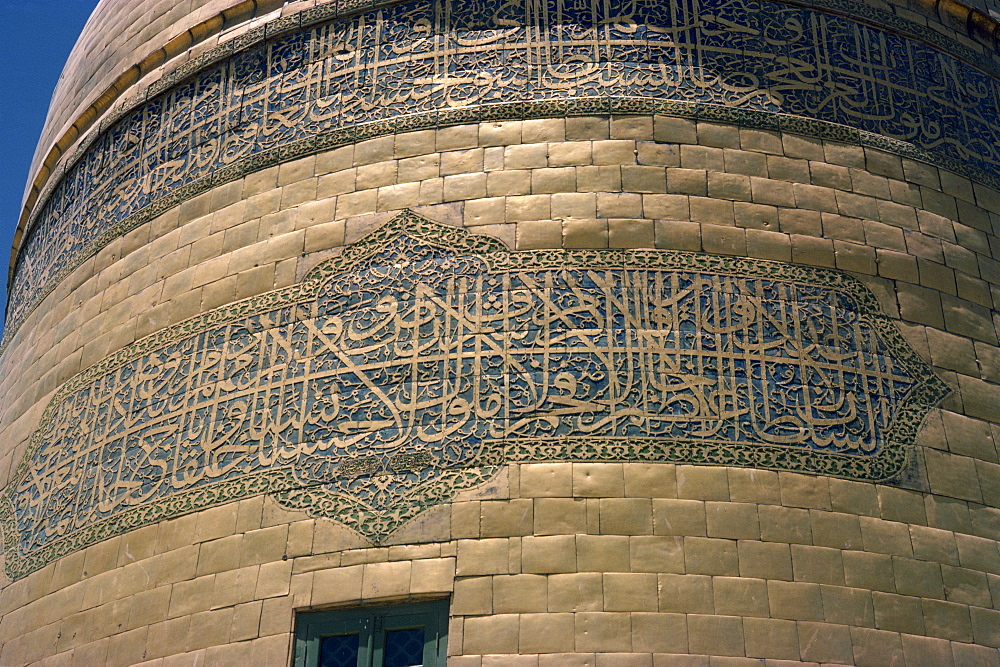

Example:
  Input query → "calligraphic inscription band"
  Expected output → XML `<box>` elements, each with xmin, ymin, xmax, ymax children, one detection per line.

<box><xmin>0</xmin><ymin>212</ymin><xmax>947</xmax><ymax>579</ymax></box>
<box><xmin>9</xmin><ymin>0</ymin><xmax>1000</xmax><ymax>343</ymax></box>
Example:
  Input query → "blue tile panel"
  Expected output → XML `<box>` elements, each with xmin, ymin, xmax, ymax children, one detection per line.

<box><xmin>1</xmin><ymin>213</ymin><xmax>947</xmax><ymax>579</ymax></box>
<box><xmin>7</xmin><ymin>0</ymin><xmax>1000</xmax><ymax>341</ymax></box>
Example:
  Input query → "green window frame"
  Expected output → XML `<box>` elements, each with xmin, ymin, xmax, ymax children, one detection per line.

<box><xmin>294</xmin><ymin>600</ymin><xmax>449</xmax><ymax>667</ymax></box>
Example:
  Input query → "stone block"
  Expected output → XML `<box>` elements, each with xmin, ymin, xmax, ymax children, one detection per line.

<box><xmin>577</xmin><ymin>165</ymin><xmax>622</xmax><ymax>192</ymax></box>
<box><xmin>767</xmin><ymin>581</ymin><xmax>824</xmax><ymax>621</ymax></box>
<box><xmin>873</xmin><ymin>592</ymin><xmax>925</xmax><ymax>635</ymax></box>
<box><xmin>701</xmin><ymin>225</ymin><xmax>746</xmax><ymax>255</ymax></box>
<box><xmin>565</xmin><ymin>117</ymin><xmax>609</xmax><ymax>141</ymax></box>
<box><xmin>457</xmin><ymin>539</ymin><xmax>509</xmax><ymax>576</ymax></box>
<box><xmin>610</xmin><ymin>115</ymin><xmax>653</xmax><ymax>140</ymax></box>
<box><xmin>926</xmin><ymin>449</ymin><xmax>984</xmax><ymax>503</ymax></box>
<box><xmin>666</xmin><ymin>168</ymin><xmax>707</xmax><ymax>196</ymax></box>
<box><xmin>532</xmin><ymin>167</ymin><xmax>576</xmax><ymax>194</ymax></box>
<box><xmin>516</xmin><ymin>219</ymin><xmax>560</xmax><ymax>250</ymax></box>
<box><xmin>683</xmin><ymin>537</ymin><xmax>738</xmax><ymax>576</ymax></box>
<box><xmin>778</xmin><ymin>208</ymin><xmax>823</xmax><ymax>237</ymax></box>
<box><xmin>820</xmin><ymin>585</ymin><xmax>875</xmax><ymax>627</ymax></box>
<box><xmin>972</xmin><ymin>607</ymin><xmax>1000</xmax><ymax>648</ymax></box>
<box><xmin>643</xmin><ymin>194</ymin><xmax>689</xmax><ymax>220</ymax></box>
<box><xmin>548</xmin><ymin>572</ymin><xmax>604</xmax><ymax>612</ymax></box>
<box><xmin>452</xmin><ymin>577</ymin><xmax>492</xmax><ymax>615</ymax></box>
<box><xmin>758</xmin><ymin>506</ymin><xmax>811</xmax><ymax>544</ymax></box>
<box><xmin>629</xmin><ymin>536</ymin><xmax>685</xmax><ymax>574</ymax></box>
<box><xmin>654</xmin><ymin>116</ymin><xmax>697</xmax><ymax>144</ymax></box>
<box><xmin>850</xmin><ymin>627</ymin><xmax>904</xmax><ymax>666</ymax></box>
<box><xmin>653</xmin><ymin>499</ymin><xmax>707</xmax><ymax>536</ymax></box>
<box><xmin>573</xmin><ymin>463</ymin><xmax>624</xmax><ymax>497</ymax></box>
<box><xmin>743</xmin><ymin>617</ymin><xmax>799</xmax><ymax>660</ymax></box>
<box><xmin>713</xmin><ymin>576</ymin><xmax>768</xmax><ymax>617</ymax></box>
<box><xmin>624</xmin><ymin>464</ymin><xmax>676</xmax><ymax>498</ymax></box>
<box><xmin>361</xmin><ymin>560</ymin><xmax>411</xmax><ymax>600</ymax></box>
<box><xmin>551</xmin><ymin>192</ymin><xmax>598</xmax><ymax>219</ymax></box>
<box><xmin>575</xmin><ymin>612</ymin><xmax>631</xmax><ymax>652</ymax></box>
<box><xmin>688</xmin><ymin>197</ymin><xmax>735</xmax><ymax>226</ymax></box>
<box><xmin>681</xmin><ymin>145</ymin><xmax>725</xmax><ymax>170</ymax></box>
<box><xmin>705</xmin><ymin>502</ymin><xmax>759</xmax><ymax>541</ymax></box>
<box><xmin>829</xmin><ymin>479</ymin><xmax>880</xmax><ymax>517</ymax></box>
<box><xmin>745</xmin><ymin>228</ymin><xmax>790</xmax><ymax>262</ymax></box>
<box><xmin>708</xmin><ymin>173</ymin><xmax>751</xmax><ymax>201</ymax></box>
<box><xmin>734</xmin><ymin>202</ymin><xmax>778</xmax><ymax>230</ymax></box>
<box><xmin>687</xmin><ymin>614</ymin><xmax>743</xmax><ymax>657</ymax></box>
<box><xmin>534</xmin><ymin>498</ymin><xmax>587</xmax><ymax>535</ymax></box>
<box><xmin>255</xmin><ymin>560</ymin><xmax>292</xmax><ymax>599</ymax></box>
<box><xmin>953</xmin><ymin>643</ymin><xmax>1000</xmax><ymax>665</ymax></box>
<box><xmin>599</xmin><ymin>498</ymin><xmax>653</xmax><ymax>535</ymax></box>
<box><xmin>791</xmin><ymin>545</ymin><xmax>845</xmax><ymax>585</ymax></box>
<box><xmin>957</xmin><ymin>534</ymin><xmax>1000</xmax><ymax>575</ymax></box>
<box><xmin>608</xmin><ymin>219</ymin><xmax>654</xmax><ymax>248</ymax></box>
<box><xmin>675</xmin><ymin>466</ymin><xmax>729</xmax><ymax>501</ymax></box>
<box><xmin>186</xmin><ymin>607</ymin><xmax>234</xmax><ymax>651</ymax></box>
<box><xmin>797</xmin><ymin>622</ymin><xmax>853</xmax><ymax>664</ymax></box>
<box><xmin>622</xmin><ymin>166</ymin><xmax>667</xmax><ymax>193</ymax></box>
<box><xmin>737</xmin><ymin>540</ymin><xmax>792</xmax><ymax>581</ymax></box>
<box><xmin>900</xmin><ymin>634</ymin><xmax>956</xmax><ymax>666</ymax></box>
<box><xmin>910</xmin><ymin>526</ymin><xmax>959</xmax><ymax>567</ymax></box>
<box><xmin>843</xmin><ymin>551</ymin><xmax>896</xmax><ymax>593</ymax></box>
<box><xmin>597</xmin><ymin>193</ymin><xmax>642</xmax><ymax>218</ymax></box>
<box><xmin>519</xmin><ymin>463</ymin><xmax>573</xmax><ymax>497</ymax></box>
<box><xmin>521</xmin><ymin>536</ymin><xmax>577</xmax><ymax>574</ymax></box>
<box><xmin>463</xmin><ymin>614</ymin><xmax>519</xmax><ymax>654</ymax></box>
<box><xmin>637</xmin><ymin>141</ymin><xmax>680</xmax><ymax>167</ymax></box>
<box><xmin>631</xmin><ymin>613</ymin><xmax>688</xmax><ymax>653</ymax></box>
<box><xmin>922</xmin><ymin>598</ymin><xmax>974</xmax><ymax>642</ymax></box>
<box><xmin>942</xmin><ymin>565</ymin><xmax>992</xmax><ymax>607</ymax></box>
<box><xmin>518</xmin><ymin>613</ymin><xmax>575</xmax><ymax>653</ymax></box>
<box><xmin>958</xmin><ymin>375</ymin><xmax>1000</xmax><ymax>424</ymax></box>
<box><xmin>750</xmin><ymin>177</ymin><xmax>795</xmax><ymax>207</ymax></box>
<box><xmin>794</xmin><ymin>235</ymin><xmax>839</xmax><ymax>268</ymax></box>
<box><xmin>410</xmin><ymin>558</ymin><xmax>456</xmax><ymax>595</ymax></box>
<box><xmin>810</xmin><ymin>511</ymin><xmax>863</xmax><ymax>550</ymax></box>
<box><xmin>481</xmin><ymin>500</ymin><xmax>533</xmax><ymax>537</ymax></box>
<box><xmin>603</xmin><ymin>573</ymin><xmax>657</xmax><ymax>611</ymax></box>
<box><xmin>577</xmin><ymin>535</ymin><xmax>630</xmax><ymax>572</ymax></box>
<box><xmin>591</xmin><ymin>140</ymin><xmax>636</xmax><ymax>166</ymax></box>
<box><xmin>167</xmin><ymin>576</ymin><xmax>217</xmax><ymax>619</ymax></box>
<box><xmin>657</xmin><ymin>573</ymin><xmax>714</xmax><ymax>614</ymax></box>
<box><xmin>493</xmin><ymin>574</ymin><xmax>547</xmax><ymax>613</ymax></box>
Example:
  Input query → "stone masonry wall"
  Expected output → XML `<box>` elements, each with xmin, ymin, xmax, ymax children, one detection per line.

<box><xmin>3</xmin><ymin>0</ymin><xmax>1000</xmax><ymax>663</ymax></box>
<box><xmin>0</xmin><ymin>115</ymin><xmax>998</xmax><ymax>664</ymax></box>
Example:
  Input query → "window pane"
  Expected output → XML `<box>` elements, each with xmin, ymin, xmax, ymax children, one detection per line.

<box><xmin>320</xmin><ymin>633</ymin><xmax>360</xmax><ymax>667</ymax></box>
<box><xmin>383</xmin><ymin>628</ymin><xmax>425</xmax><ymax>667</ymax></box>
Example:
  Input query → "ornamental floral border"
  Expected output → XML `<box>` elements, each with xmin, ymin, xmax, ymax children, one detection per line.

<box><xmin>0</xmin><ymin>211</ymin><xmax>949</xmax><ymax>580</ymax></box>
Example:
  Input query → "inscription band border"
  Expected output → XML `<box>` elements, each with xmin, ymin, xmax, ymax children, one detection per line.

<box><xmin>0</xmin><ymin>211</ymin><xmax>950</xmax><ymax>580</ymax></box>
<box><xmin>4</xmin><ymin>95</ymin><xmax>997</xmax><ymax>353</ymax></box>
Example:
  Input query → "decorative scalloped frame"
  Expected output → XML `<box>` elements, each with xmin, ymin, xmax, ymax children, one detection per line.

<box><xmin>0</xmin><ymin>211</ymin><xmax>949</xmax><ymax>580</ymax></box>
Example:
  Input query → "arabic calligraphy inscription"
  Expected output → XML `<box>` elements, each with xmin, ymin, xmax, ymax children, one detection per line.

<box><xmin>1</xmin><ymin>213</ymin><xmax>947</xmax><ymax>578</ymax></box>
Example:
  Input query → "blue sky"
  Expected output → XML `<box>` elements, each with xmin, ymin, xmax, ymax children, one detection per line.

<box><xmin>0</xmin><ymin>1</ymin><xmax>98</xmax><ymax>335</ymax></box>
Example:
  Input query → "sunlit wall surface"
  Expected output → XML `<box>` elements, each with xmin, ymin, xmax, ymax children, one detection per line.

<box><xmin>1</xmin><ymin>0</ymin><xmax>999</xmax><ymax>663</ymax></box>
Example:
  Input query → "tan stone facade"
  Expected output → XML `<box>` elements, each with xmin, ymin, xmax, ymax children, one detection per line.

<box><xmin>2</xmin><ymin>0</ymin><xmax>1000</xmax><ymax>664</ymax></box>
